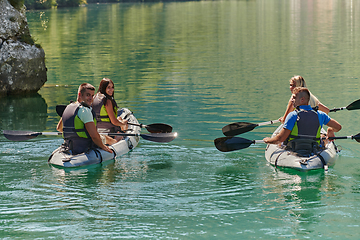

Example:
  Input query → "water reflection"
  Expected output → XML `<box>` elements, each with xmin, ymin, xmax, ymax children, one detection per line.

<box><xmin>39</xmin><ymin>84</ymin><xmax>77</xmax><ymax>108</ymax></box>
<box><xmin>49</xmin><ymin>149</ymin><xmax>160</xmax><ymax>186</ymax></box>
<box><xmin>49</xmin><ymin>159</ymin><xmax>116</xmax><ymax>186</ymax></box>
<box><xmin>263</xmin><ymin>167</ymin><xmax>338</xmax><ymax>232</ymax></box>
<box><xmin>0</xmin><ymin>94</ymin><xmax>48</xmax><ymax>132</ymax></box>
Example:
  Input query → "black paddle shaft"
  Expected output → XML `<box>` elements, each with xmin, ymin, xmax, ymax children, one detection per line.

<box><xmin>3</xmin><ymin>130</ymin><xmax>178</xmax><ymax>143</ymax></box>
<box><xmin>329</xmin><ymin>99</ymin><xmax>360</xmax><ymax>112</ymax></box>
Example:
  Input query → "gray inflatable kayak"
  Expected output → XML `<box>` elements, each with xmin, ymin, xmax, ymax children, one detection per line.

<box><xmin>265</xmin><ymin>125</ymin><xmax>339</xmax><ymax>171</ymax></box>
<box><xmin>48</xmin><ymin>108</ymin><xmax>140</xmax><ymax>168</ymax></box>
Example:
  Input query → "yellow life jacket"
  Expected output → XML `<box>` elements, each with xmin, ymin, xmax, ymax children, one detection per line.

<box><xmin>92</xmin><ymin>93</ymin><xmax>118</xmax><ymax>123</ymax></box>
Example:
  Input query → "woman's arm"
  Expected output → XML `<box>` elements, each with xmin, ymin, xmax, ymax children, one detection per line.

<box><xmin>279</xmin><ymin>97</ymin><xmax>293</xmax><ymax>123</ymax></box>
<box><xmin>57</xmin><ymin>118</ymin><xmax>63</xmax><ymax>132</ymax></box>
<box><xmin>105</xmin><ymin>99</ymin><xmax>127</xmax><ymax>127</ymax></box>
<box><xmin>318</xmin><ymin>102</ymin><xmax>330</xmax><ymax>114</ymax></box>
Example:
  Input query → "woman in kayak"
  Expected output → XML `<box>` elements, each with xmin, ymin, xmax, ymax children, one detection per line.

<box><xmin>279</xmin><ymin>75</ymin><xmax>329</xmax><ymax>123</ymax></box>
<box><xmin>92</xmin><ymin>78</ymin><xmax>128</xmax><ymax>137</ymax></box>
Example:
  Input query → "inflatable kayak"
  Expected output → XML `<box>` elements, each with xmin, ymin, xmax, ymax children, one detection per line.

<box><xmin>265</xmin><ymin>125</ymin><xmax>340</xmax><ymax>171</ymax></box>
<box><xmin>48</xmin><ymin>108</ymin><xmax>140</xmax><ymax>168</ymax></box>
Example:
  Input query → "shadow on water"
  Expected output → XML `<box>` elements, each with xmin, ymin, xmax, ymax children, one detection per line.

<box><xmin>145</xmin><ymin>152</ymin><xmax>173</xmax><ymax>170</ymax></box>
<box><xmin>0</xmin><ymin>93</ymin><xmax>48</xmax><ymax>132</ymax></box>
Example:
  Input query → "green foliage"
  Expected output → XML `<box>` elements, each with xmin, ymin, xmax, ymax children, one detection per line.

<box><xmin>19</xmin><ymin>33</ymin><xmax>34</xmax><ymax>45</ymax></box>
<box><xmin>56</xmin><ymin>0</ymin><xmax>86</xmax><ymax>7</ymax></box>
<box><xmin>24</xmin><ymin>0</ymin><xmax>85</xmax><ymax>9</ymax></box>
<box><xmin>24</xmin><ymin>0</ymin><xmax>56</xmax><ymax>9</ymax></box>
<box><xmin>9</xmin><ymin>16</ymin><xmax>17</xmax><ymax>22</ymax></box>
<box><xmin>19</xmin><ymin>33</ymin><xmax>42</xmax><ymax>49</ymax></box>
<box><xmin>23</xmin><ymin>0</ymin><xmax>195</xmax><ymax>10</ymax></box>
<box><xmin>8</xmin><ymin>0</ymin><xmax>25</xmax><ymax>10</ymax></box>
<box><xmin>87</xmin><ymin>0</ymin><xmax>118</xmax><ymax>3</ymax></box>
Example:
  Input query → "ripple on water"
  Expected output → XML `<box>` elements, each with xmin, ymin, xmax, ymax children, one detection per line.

<box><xmin>1</xmin><ymin>136</ymin><xmax>360</xmax><ymax>238</ymax></box>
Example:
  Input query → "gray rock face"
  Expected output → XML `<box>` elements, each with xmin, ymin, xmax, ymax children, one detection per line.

<box><xmin>0</xmin><ymin>0</ymin><xmax>47</xmax><ymax>96</ymax></box>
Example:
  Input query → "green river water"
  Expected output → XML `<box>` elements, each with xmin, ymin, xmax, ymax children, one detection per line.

<box><xmin>1</xmin><ymin>0</ymin><xmax>360</xmax><ymax>238</ymax></box>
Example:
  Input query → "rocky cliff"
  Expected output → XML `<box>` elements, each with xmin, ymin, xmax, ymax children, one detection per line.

<box><xmin>0</xmin><ymin>0</ymin><xmax>47</xmax><ymax>96</ymax></box>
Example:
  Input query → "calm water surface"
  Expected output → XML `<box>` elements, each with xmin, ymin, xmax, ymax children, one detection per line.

<box><xmin>1</xmin><ymin>0</ymin><xmax>360</xmax><ymax>238</ymax></box>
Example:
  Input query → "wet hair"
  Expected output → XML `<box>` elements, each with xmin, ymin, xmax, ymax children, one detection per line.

<box><xmin>97</xmin><ymin>78</ymin><xmax>118</xmax><ymax>108</ymax></box>
<box><xmin>290</xmin><ymin>75</ymin><xmax>307</xmax><ymax>87</ymax></box>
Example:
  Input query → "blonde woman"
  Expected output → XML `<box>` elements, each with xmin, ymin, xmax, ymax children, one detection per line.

<box><xmin>279</xmin><ymin>75</ymin><xmax>329</xmax><ymax>123</ymax></box>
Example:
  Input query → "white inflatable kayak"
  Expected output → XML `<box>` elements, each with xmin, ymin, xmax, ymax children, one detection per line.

<box><xmin>48</xmin><ymin>108</ymin><xmax>140</xmax><ymax>168</ymax></box>
<box><xmin>265</xmin><ymin>125</ymin><xmax>340</xmax><ymax>171</ymax></box>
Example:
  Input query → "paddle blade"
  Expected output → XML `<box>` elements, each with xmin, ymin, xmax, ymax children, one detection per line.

<box><xmin>222</xmin><ymin>122</ymin><xmax>258</xmax><ymax>136</ymax></box>
<box><xmin>56</xmin><ymin>104</ymin><xmax>67</xmax><ymax>117</ymax></box>
<box><xmin>346</xmin><ymin>99</ymin><xmax>360</xmax><ymax>111</ymax></box>
<box><xmin>145</xmin><ymin>123</ymin><xmax>173</xmax><ymax>133</ymax></box>
<box><xmin>3</xmin><ymin>130</ymin><xmax>41</xmax><ymax>141</ymax></box>
<box><xmin>353</xmin><ymin>133</ymin><xmax>360</xmax><ymax>143</ymax></box>
<box><xmin>141</xmin><ymin>132</ymin><xmax>177</xmax><ymax>143</ymax></box>
<box><xmin>214</xmin><ymin>136</ymin><xmax>254</xmax><ymax>152</ymax></box>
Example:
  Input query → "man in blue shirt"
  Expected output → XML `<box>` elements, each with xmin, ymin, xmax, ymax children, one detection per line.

<box><xmin>263</xmin><ymin>87</ymin><xmax>341</xmax><ymax>145</ymax></box>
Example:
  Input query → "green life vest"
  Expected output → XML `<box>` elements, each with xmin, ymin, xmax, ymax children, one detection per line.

<box><xmin>287</xmin><ymin>108</ymin><xmax>321</xmax><ymax>143</ymax></box>
<box><xmin>92</xmin><ymin>93</ymin><xmax>118</xmax><ymax>123</ymax></box>
<box><xmin>62</xmin><ymin>102</ymin><xmax>97</xmax><ymax>154</ymax></box>
<box><xmin>284</xmin><ymin>108</ymin><xmax>322</xmax><ymax>155</ymax></box>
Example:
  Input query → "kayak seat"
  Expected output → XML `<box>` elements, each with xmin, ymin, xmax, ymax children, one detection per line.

<box><xmin>286</xmin><ymin>138</ymin><xmax>320</xmax><ymax>157</ymax></box>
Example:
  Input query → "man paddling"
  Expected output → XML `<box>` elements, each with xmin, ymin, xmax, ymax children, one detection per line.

<box><xmin>263</xmin><ymin>87</ymin><xmax>341</xmax><ymax>149</ymax></box>
<box><xmin>57</xmin><ymin>83</ymin><xmax>115</xmax><ymax>154</ymax></box>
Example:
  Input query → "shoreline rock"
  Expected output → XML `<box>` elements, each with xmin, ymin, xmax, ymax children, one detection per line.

<box><xmin>0</xmin><ymin>0</ymin><xmax>47</xmax><ymax>97</ymax></box>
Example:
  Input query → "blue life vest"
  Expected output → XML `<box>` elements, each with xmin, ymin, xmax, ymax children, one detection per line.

<box><xmin>284</xmin><ymin>108</ymin><xmax>322</xmax><ymax>153</ymax></box>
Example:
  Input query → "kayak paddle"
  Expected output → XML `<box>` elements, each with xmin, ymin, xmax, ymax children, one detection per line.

<box><xmin>102</xmin><ymin>132</ymin><xmax>177</xmax><ymax>143</ymax></box>
<box><xmin>221</xmin><ymin>98</ymin><xmax>360</xmax><ymax>136</ymax></box>
<box><xmin>56</xmin><ymin>104</ymin><xmax>173</xmax><ymax>133</ymax></box>
<box><xmin>3</xmin><ymin>130</ymin><xmax>177</xmax><ymax>143</ymax></box>
<box><xmin>214</xmin><ymin>133</ymin><xmax>360</xmax><ymax>152</ymax></box>
<box><xmin>329</xmin><ymin>99</ymin><xmax>360</xmax><ymax>112</ymax></box>
<box><xmin>214</xmin><ymin>136</ymin><xmax>264</xmax><ymax>152</ymax></box>
<box><xmin>222</xmin><ymin>120</ymin><xmax>280</xmax><ymax>136</ymax></box>
<box><xmin>55</xmin><ymin>104</ymin><xmax>67</xmax><ymax>117</ymax></box>
<box><xmin>127</xmin><ymin>122</ymin><xmax>173</xmax><ymax>134</ymax></box>
<box><xmin>3</xmin><ymin>130</ymin><xmax>62</xmax><ymax>141</ymax></box>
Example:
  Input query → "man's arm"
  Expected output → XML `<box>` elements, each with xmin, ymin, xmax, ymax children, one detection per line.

<box><xmin>263</xmin><ymin>128</ymin><xmax>291</xmax><ymax>144</ymax></box>
<box><xmin>326</xmin><ymin>119</ymin><xmax>342</xmax><ymax>138</ymax></box>
<box><xmin>84</xmin><ymin>122</ymin><xmax>113</xmax><ymax>153</ymax></box>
